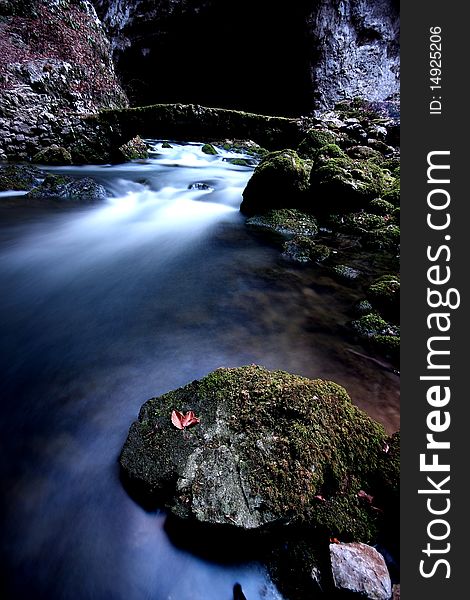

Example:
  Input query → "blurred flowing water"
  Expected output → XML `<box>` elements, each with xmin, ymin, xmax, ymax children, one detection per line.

<box><xmin>0</xmin><ymin>142</ymin><xmax>399</xmax><ymax>599</ymax></box>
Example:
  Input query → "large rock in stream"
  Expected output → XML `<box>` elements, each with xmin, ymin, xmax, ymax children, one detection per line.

<box><xmin>120</xmin><ymin>365</ymin><xmax>398</xmax><ymax>541</ymax></box>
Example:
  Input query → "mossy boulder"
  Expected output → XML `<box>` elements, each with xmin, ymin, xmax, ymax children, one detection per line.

<box><xmin>32</xmin><ymin>145</ymin><xmax>73</xmax><ymax>166</ymax></box>
<box><xmin>120</xmin><ymin>365</ymin><xmax>395</xmax><ymax>541</ymax></box>
<box><xmin>340</xmin><ymin>212</ymin><xmax>389</xmax><ymax>235</ymax></box>
<box><xmin>309</xmin><ymin>155</ymin><xmax>395</xmax><ymax>214</ymax></box>
<box><xmin>297</xmin><ymin>129</ymin><xmax>338</xmax><ymax>159</ymax></box>
<box><xmin>162</xmin><ymin>141</ymin><xmax>173</xmax><ymax>149</ymax></box>
<box><xmin>201</xmin><ymin>143</ymin><xmax>218</xmax><ymax>155</ymax></box>
<box><xmin>361</xmin><ymin>224</ymin><xmax>400</xmax><ymax>252</ymax></box>
<box><xmin>346</xmin><ymin>145</ymin><xmax>384</xmax><ymax>163</ymax></box>
<box><xmin>351</xmin><ymin>314</ymin><xmax>400</xmax><ymax>362</ymax></box>
<box><xmin>0</xmin><ymin>164</ymin><xmax>42</xmax><ymax>191</ymax></box>
<box><xmin>312</xmin><ymin>143</ymin><xmax>347</xmax><ymax>162</ymax></box>
<box><xmin>27</xmin><ymin>174</ymin><xmax>107</xmax><ymax>203</ymax></box>
<box><xmin>246</xmin><ymin>208</ymin><xmax>318</xmax><ymax>237</ymax></box>
<box><xmin>367</xmin><ymin>275</ymin><xmax>400</xmax><ymax>322</ymax></box>
<box><xmin>351</xmin><ymin>314</ymin><xmax>399</xmax><ymax>340</ymax></box>
<box><xmin>282</xmin><ymin>236</ymin><xmax>330</xmax><ymax>263</ymax></box>
<box><xmin>368</xmin><ymin>198</ymin><xmax>396</xmax><ymax>216</ymax></box>
<box><xmin>116</xmin><ymin>136</ymin><xmax>149</xmax><ymax>162</ymax></box>
<box><xmin>240</xmin><ymin>150</ymin><xmax>309</xmax><ymax>215</ymax></box>
<box><xmin>382</xmin><ymin>177</ymin><xmax>400</xmax><ymax>206</ymax></box>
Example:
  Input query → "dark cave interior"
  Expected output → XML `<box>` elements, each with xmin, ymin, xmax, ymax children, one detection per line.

<box><xmin>114</xmin><ymin>1</ymin><xmax>315</xmax><ymax>116</ymax></box>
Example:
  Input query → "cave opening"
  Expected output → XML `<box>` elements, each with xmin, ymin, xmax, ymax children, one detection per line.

<box><xmin>114</xmin><ymin>1</ymin><xmax>315</xmax><ymax>117</ymax></box>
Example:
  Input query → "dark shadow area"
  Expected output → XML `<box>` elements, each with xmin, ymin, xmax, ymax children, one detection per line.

<box><xmin>114</xmin><ymin>0</ymin><xmax>314</xmax><ymax>116</ymax></box>
<box><xmin>164</xmin><ymin>513</ymin><xmax>276</xmax><ymax>564</ymax></box>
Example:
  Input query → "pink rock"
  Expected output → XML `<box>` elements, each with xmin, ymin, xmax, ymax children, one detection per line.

<box><xmin>329</xmin><ymin>542</ymin><xmax>392</xmax><ymax>599</ymax></box>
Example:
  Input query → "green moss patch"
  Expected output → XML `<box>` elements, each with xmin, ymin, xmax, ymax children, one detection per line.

<box><xmin>246</xmin><ymin>209</ymin><xmax>318</xmax><ymax>237</ymax></box>
<box><xmin>240</xmin><ymin>150</ymin><xmax>310</xmax><ymax>215</ymax></box>
<box><xmin>297</xmin><ymin>129</ymin><xmax>338</xmax><ymax>159</ymax></box>
<box><xmin>117</xmin><ymin>136</ymin><xmax>149</xmax><ymax>161</ymax></box>
<box><xmin>32</xmin><ymin>146</ymin><xmax>73</xmax><ymax>166</ymax></box>
<box><xmin>0</xmin><ymin>164</ymin><xmax>42</xmax><ymax>191</ymax></box>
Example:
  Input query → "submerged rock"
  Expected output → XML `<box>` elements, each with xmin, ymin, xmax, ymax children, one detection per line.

<box><xmin>27</xmin><ymin>174</ymin><xmax>107</xmax><ymax>203</ymax></box>
<box><xmin>0</xmin><ymin>164</ymin><xmax>42</xmax><ymax>191</ymax></box>
<box><xmin>240</xmin><ymin>150</ymin><xmax>309</xmax><ymax>215</ymax></box>
<box><xmin>188</xmin><ymin>182</ymin><xmax>212</xmax><ymax>191</ymax></box>
<box><xmin>120</xmin><ymin>365</ymin><xmax>397</xmax><ymax>540</ymax></box>
<box><xmin>329</xmin><ymin>542</ymin><xmax>392</xmax><ymax>600</ymax></box>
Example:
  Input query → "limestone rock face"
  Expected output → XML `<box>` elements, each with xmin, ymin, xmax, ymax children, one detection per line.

<box><xmin>0</xmin><ymin>0</ymin><xmax>127</xmax><ymax>160</ymax></box>
<box><xmin>309</xmin><ymin>0</ymin><xmax>400</xmax><ymax>108</ymax></box>
<box><xmin>95</xmin><ymin>0</ymin><xmax>399</xmax><ymax>111</ymax></box>
<box><xmin>329</xmin><ymin>542</ymin><xmax>392</xmax><ymax>599</ymax></box>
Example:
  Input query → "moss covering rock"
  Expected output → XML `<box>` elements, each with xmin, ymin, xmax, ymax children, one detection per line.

<box><xmin>224</xmin><ymin>158</ymin><xmax>253</xmax><ymax>167</ymax></box>
<box><xmin>240</xmin><ymin>150</ymin><xmax>309</xmax><ymax>215</ymax></box>
<box><xmin>0</xmin><ymin>164</ymin><xmax>42</xmax><ymax>191</ymax></box>
<box><xmin>297</xmin><ymin>129</ymin><xmax>338</xmax><ymax>159</ymax></box>
<box><xmin>351</xmin><ymin>314</ymin><xmax>400</xmax><ymax>362</ymax></box>
<box><xmin>246</xmin><ymin>209</ymin><xmax>318</xmax><ymax>237</ymax></box>
<box><xmin>32</xmin><ymin>145</ymin><xmax>73</xmax><ymax>166</ymax></box>
<box><xmin>120</xmin><ymin>365</ymin><xmax>396</xmax><ymax>541</ymax></box>
<box><xmin>367</xmin><ymin>275</ymin><xmax>400</xmax><ymax>321</ymax></box>
<box><xmin>309</xmin><ymin>154</ymin><xmax>395</xmax><ymax>214</ymax></box>
<box><xmin>282</xmin><ymin>236</ymin><xmax>331</xmax><ymax>263</ymax></box>
<box><xmin>27</xmin><ymin>174</ymin><xmax>107</xmax><ymax>203</ymax></box>
<box><xmin>331</xmin><ymin>264</ymin><xmax>362</xmax><ymax>282</ymax></box>
<box><xmin>346</xmin><ymin>145</ymin><xmax>384</xmax><ymax>163</ymax></box>
<box><xmin>220</xmin><ymin>140</ymin><xmax>267</xmax><ymax>157</ymax></box>
<box><xmin>361</xmin><ymin>224</ymin><xmax>400</xmax><ymax>252</ymax></box>
<box><xmin>368</xmin><ymin>198</ymin><xmax>396</xmax><ymax>216</ymax></box>
<box><xmin>381</xmin><ymin>176</ymin><xmax>400</xmax><ymax>206</ymax></box>
<box><xmin>201</xmin><ymin>143</ymin><xmax>218</xmax><ymax>155</ymax></box>
<box><xmin>116</xmin><ymin>136</ymin><xmax>149</xmax><ymax>162</ymax></box>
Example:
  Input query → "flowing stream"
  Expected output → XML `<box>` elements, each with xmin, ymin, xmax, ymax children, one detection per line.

<box><xmin>0</xmin><ymin>142</ymin><xmax>399</xmax><ymax>599</ymax></box>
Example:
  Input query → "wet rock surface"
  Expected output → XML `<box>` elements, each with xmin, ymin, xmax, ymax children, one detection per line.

<box><xmin>329</xmin><ymin>542</ymin><xmax>392</xmax><ymax>599</ymax></box>
<box><xmin>26</xmin><ymin>173</ymin><xmax>107</xmax><ymax>203</ymax></box>
<box><xmin>0</xmin><ymin>0</ymin><xmax>127</xmax><ymax>160</ymax></box>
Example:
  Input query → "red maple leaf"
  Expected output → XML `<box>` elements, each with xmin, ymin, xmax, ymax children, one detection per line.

<box><xmin>357</xmin><ymin>490</ymin><xmax>374</xmax><ymax>504</ymax></box>
<box><xmin>171</xmin><ymin>410</ymin><xmax>200</xmax><ymax>430</ymax></box>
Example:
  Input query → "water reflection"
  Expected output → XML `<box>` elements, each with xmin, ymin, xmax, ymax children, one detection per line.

<box><xmin>0</xmin><ymin>142</ymin><xmax>398</xmax><ymax>599</ymax></box>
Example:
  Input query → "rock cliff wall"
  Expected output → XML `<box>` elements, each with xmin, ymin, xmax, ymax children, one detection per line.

<box><xmin>0</xmin><ymin>0</ymin><xmax>127</xmax><ymax>159</ymax></box>
<box><xmin>95</xmin><ymin>0</ymin><xmax>399</xmax><ymax>112</ymax></box>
